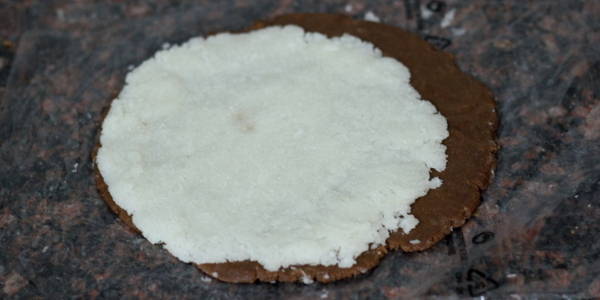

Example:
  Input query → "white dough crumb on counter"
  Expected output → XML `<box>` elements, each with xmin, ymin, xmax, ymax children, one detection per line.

<box><xmin>364</xmin><ymin>11</ymin><xmax>381</xmax><ymax>22</ymax></box>
<box><xmin>97</xmin><ymin>25</ymin><xmax>448</xmax><ymax>272</ymax></box>
<box><xmin>301</xmin><ymin>274</ymin><xmax>314</xmax><ymax>284</ymax></box>
<box><xmin>421</xmin><ymin>5</ymin><xmax>433</xmax><ymax>19</ymax></box>
<box><xmin>344</xmin><ymin>3</ymin><xmax>353</xmax><ymax>13</ymax></box>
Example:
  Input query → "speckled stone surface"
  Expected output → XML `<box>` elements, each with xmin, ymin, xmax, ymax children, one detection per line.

<box><xmin>1</xmin><ymin>0</ymin><xmax>599</xmax><ymax>298</ymax></box>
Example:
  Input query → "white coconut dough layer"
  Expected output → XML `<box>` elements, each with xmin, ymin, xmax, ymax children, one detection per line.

<box><xmin>97</xmin><ymin>26</ymin><xmax>449</xmax><ymax>271</ymax></box>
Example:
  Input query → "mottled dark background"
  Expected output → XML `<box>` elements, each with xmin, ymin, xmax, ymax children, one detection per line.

<box><xmin>0</xmin><ymin>0</ymin><xmax>599</xmax><ymax>299</ymax></box>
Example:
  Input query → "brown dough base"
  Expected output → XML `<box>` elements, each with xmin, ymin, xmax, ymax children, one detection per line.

<box><xmin>94</xmin><ymin>13</ymin><xmax>498</xmax><ymax>283</ymax></box>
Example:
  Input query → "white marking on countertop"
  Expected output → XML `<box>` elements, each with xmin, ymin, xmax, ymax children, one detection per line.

<box><xmin>441</xmin><ymin>9</ymin><xmax>456</xmax><ymax>28</ymax></box>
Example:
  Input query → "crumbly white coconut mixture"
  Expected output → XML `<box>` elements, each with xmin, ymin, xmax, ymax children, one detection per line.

<box><xmin>97</xmin><ymin>26</ymin><xmax>448</xmax><ymax>271</ymax></box>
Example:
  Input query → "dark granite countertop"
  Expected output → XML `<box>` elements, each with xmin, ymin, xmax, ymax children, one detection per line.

<box><xmin>1</xmin><ymin>0</ymin><xmax>599</xmax><ymax>298</ymax></box>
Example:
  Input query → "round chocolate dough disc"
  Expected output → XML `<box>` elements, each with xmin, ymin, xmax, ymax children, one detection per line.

<box><xmin>94</xmin><ymin>13</ymin><xmax>498</xmax><ymax>283</ymax></box>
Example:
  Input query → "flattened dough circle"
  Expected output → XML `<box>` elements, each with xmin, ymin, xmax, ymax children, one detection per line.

<box><xmin>95</xmin><ymin>13</ymin><xmax>498</xmax><ymax>283</ymax></box>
